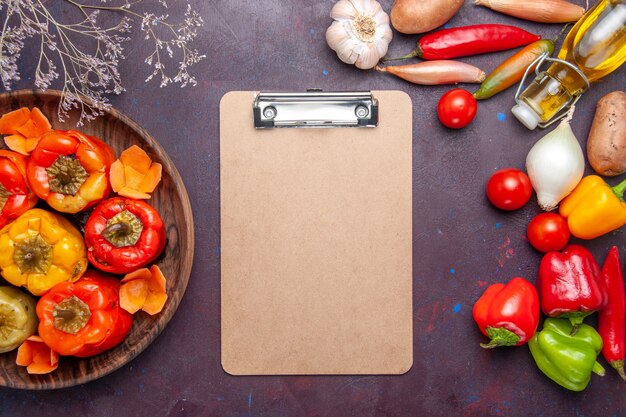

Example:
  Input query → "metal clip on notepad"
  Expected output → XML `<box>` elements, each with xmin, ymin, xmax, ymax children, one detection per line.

<box><xmin>253</xmin><ymin>90</ymin><xmax>378</xmax><ymax>128</ymax></box>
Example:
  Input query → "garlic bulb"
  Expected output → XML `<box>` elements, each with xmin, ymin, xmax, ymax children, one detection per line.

<box><xmin>326</xmin><ymin>0</ymin><xmax>393</xmax><ymax>70</ymax></box>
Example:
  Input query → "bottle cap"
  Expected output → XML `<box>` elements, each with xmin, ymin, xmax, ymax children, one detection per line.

<box><xmin>512</xmin><ymin>102</ymin><xmax>541</xmax><ymax>130</ymax></box>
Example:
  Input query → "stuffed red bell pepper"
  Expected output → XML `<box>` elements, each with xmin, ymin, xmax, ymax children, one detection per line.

<box><xmin>36</xmin><ymin>270</ymin><xmax>133</xmax><ymax>357</ymax></box>
<box><xmin>26</xmin><ymin>130</ymin><xmax>116</xmax><ymax>213</ymax></box>
<box><xmin>0</xmin><ymin>150</ymin><xmax>38</xmax><ymax>228</ymax></box>
<box><xmin>84</xmin><ymin>197</ymin><xmax>166</xmax><ymax>274</ymax></box>
<box><xmin>537</xmin><ymin>245</ymin><xmax>607</xmax><ymax>333</ymax></box>
<box><xmin>473</xmin><ymin>277</ymin><xmax>540</xmax><ymax>348</ymax></box>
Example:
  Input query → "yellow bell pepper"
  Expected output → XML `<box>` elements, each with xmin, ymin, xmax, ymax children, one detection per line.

<box><xmin>559</xmin><ymin>175</ymin><xmax>626</xmax><ymax>240</ymax></box>
<box><xmin>0</xmin><ymin>209</ymin><xmax>87</xmax><ymax>295</ymax></box>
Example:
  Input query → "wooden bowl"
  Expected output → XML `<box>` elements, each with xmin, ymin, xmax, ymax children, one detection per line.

<box><xmin>0</xmin><ymin>90</ymin><xmax>194</xmax><ymax>389</ymax></box>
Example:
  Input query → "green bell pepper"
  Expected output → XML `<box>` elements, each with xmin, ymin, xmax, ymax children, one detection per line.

<box><xmin>528</xmin><ymin>318</ymin><xmax>605</xmax><ymax>391</ymax></box>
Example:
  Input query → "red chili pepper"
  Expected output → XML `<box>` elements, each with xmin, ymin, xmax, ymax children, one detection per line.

<box><xmin>84</xmin><ymin>197</ymin><xmax>166</xmax><ymax>274</ymax></box>
<box><xmin>0</xmin><ymin>150</ymin><xmax>38</xmax><ymax>229</ymax></box>
<box><xmin>473</xmin><ymin>277</ymin><xmax>540</xmax><ymax>348</ymax></box>
<box><xmin>383</xmin><ymin>24</ymin><xmax>541</xmax><ymax>61</ymax></box>
<box><xmin>537</xmin><ymin>244</ymin><xmax>607</xmax><ymax>332</ymax></box>
<box><xmin>598</xmin><ymin>246</ymin><xmax>626</xmax><ymax>381</ymax></box>
<box><xmin>36</xmin><ymin>271</ymin><xmax>133</xmax><ymax>357</ymax></box>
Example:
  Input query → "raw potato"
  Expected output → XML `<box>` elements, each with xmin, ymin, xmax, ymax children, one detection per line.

<box><xmin>390</xmin><ymin>0</ymin><xmax>464</xmax><ymax>34</ymax></box>
<box><xmin>587</xmin><ymin>91</ymin><xmax>626</xmax><ymax>176</ymax></box>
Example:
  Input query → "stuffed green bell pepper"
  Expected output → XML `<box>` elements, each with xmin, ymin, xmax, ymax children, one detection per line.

<box><xmin>0</xmin><ymin>286</ymin><xmax>38</xmax><ymax>353</ymax></box>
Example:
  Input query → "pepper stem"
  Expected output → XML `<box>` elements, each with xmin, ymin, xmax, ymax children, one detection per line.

<box><xmin>380</xmin><ymin>50</ymin><xmax>418</xmax><ymax>62</ymax></box>
<box><xmin>550</xmin><ymin>23</ymin><xmax>571</xmax><ymax>44</ymax></box>
<box><xmin>480</xmin><ymin>326</ymin><xmax>521</xmax><ymax>349</ymax></box>
<box><xmin>102</xmin><ymin>210</ymin><xmax>144</xmax><ymax>248</ymax></box>
<box><xmin>381</xmin><ymin>44</ymin><xmax>423</xmax><ymax>62</ymax></box>
<box><xmin>560</xmin><ymin>311</ymin><xmax>590</xmax><ymax>335</ymax></box>
<box><xmin>611</xmin><ymin>177</ymin><xmax>626</xmax><ymax>203</ymax></box>
<box><xmin>592</xmin><ymin>360</ymin><xmax>606</xmax><ymax>377</ymax></box>
<box><xmin>52</xmin><ymin>295</ymin><xmax>91</xmax><ymax>335</ymax></box>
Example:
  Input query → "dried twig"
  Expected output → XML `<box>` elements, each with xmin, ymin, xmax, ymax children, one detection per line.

<box><xmin>0</xmin><ymin>0</ymin><xmax>205</xmax><ymax>124</ymax></box>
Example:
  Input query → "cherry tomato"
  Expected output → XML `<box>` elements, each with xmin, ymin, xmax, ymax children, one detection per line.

<box><xmin>486</xmin><ymin>168</ymin><xmax>532</xmax><ymax>210</ymax></box>
<box><xmin>527</xmin><ymin>212</ymin><xmax>570</xmax><ymax>253</ymax></box>
<box><xmin>437</xmin><ymin>89</ymin><xmax>477</xmax><ymax>129</ymax></box>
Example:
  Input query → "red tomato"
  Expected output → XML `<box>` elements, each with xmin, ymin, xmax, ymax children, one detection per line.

<box><xmin>527</xmin><ymin>212</ymin><xmax>570</xmax><ymax>253</ymax></box>
<box><xmin>437</xmin><ymin>89</ymin><xmax>477</xmax><ymax>129</ymax></box>
<box><xmin>486</xmin><ymin>168</ymin><xmax>532</xmax><ymax>210</ymax></box>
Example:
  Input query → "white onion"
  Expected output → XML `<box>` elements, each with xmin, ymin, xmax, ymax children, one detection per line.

<box><xmin>525</xmin><ymin>118</ymin><xmax>585</xmax><ymax>211</ymax></box>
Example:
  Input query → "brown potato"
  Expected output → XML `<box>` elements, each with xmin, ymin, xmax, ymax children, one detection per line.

<box><xmin>587</xmin><ymin>91</ymin><xmax>626</xmax><ymax>176</ymax></box>
<box><xmin>390</xmin><ymin>0</ymin><xmax>464</xmax><ymax>34</ymax></box>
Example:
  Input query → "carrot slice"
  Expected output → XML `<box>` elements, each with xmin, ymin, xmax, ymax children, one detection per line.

<box><xmin>119</xmin><ymin>265</ymin><xmax>168</xmax><ymax>315</ymax></box>
<box><xmin>121</xmin><ymin>267</ymin><xmax>152</xmax><ymax>283</ymax></box>
<box><xmin>124</xmin><ymin>165</ymin><xmax>146</xmax><ymax>190</ymax></box>
<box><xmin>3</xmin><ymin>135</ymin><xmax>29</xmax><ymax>155</ymax></box>
<box><xmin>15</xmin><ymin>119</ymin><xmax>40</xmax><ymax>139</ymax></box>
<box><xmin>16</xmin><ymin>335</ymin><xmax>59</xmax><ymax>374</ymax></box>
<box><xmin>138</xmin><ymin>163</ymin><xmax>162</xmax><ymax>193</ymax></box>
<box><xmin>1</xmin><ymin>107</ymin><xmax>52</xmax><ymax>154</ymax></box>
<box><xmin>119</xmin><ymin>145</ymin><xmax>152</xmax><ymax>173</ymax></box>
<box><xmin>119</xmin><ymin>279</ymin><xmax>149</xmax><ymax>314</ymax></box>
<box><xmin>0</xmin><ymin>108</ymin><xmax>31</xmax><ymax>135</ymax></box>
<box><xmin>109</xmin><ymin>159</ymin><xmax>125</xmax><ymax>193</ymax></box>
<box><xmin>150</xmin><ymin>265</ymin><xmax>167</xmax><ymax>293</ymax></box>
<box><xmin>117</xmin><ymin>187</ymin><xmax>151</xmax><ymax>200</ymax></box>
<box><xmin>31</xmin><ymin>107</ymin><xmax>52</xmax><ymax>132</ymax></box>
<box><xmin>109</xmin><ymin>145</ymin><xmax>162</xmax><ymax>199</ymax></box>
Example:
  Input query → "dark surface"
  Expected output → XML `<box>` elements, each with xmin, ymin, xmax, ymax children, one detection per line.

<box><xmin>1</xmin><ymin>0</ymin><xmax>625</xmax><ymax>416</ymax></box>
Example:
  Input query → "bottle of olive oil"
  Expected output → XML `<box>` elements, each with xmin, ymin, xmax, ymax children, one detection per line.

<box><xmin>512</xmin><ymin>0</ymin><xmax>626</xmax><ymax>129</ymax></box>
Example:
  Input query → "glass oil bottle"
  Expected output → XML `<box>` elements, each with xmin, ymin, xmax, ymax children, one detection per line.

<box><xmin>512</xmin><ymin>0</ymin><xmax>626</xmax><ymax>129</ymax></box>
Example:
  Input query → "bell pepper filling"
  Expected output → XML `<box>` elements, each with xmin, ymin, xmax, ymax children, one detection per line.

<box><xmin>0</xmin><ymin>183</ymin><xmax>9</xmax><ymax>210</ymax></box>
<box><xmin>52</xmin><ymin>295</ymin><xmax>91</xmax><ymax>335</ymax></box>
<box><xmin>13</xmin><ymin>234</ymin><xmax>53</xmax><ymax>274</ymax></box>
<box><xmin>46</xmin><ymin>154</ymin><xmax>88</xmax><ymax>195</ymax></box>
<box><xmin>102</xmin><ymin>210</ymin><xmax>144</xmax><ymax>248</ymax></box>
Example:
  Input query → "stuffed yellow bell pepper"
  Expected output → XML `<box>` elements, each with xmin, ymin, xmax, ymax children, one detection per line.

<box><xmin>559</xmin><ymin>175</ymin><xmax>626</xmax><ymax>239</ymax></box>
<box><xmin>0</xmin><ymin>208</ymin><xmax>87</xmax><ymax>295</ymax></box>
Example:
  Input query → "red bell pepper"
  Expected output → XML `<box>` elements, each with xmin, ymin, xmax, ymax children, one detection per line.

<box><xmin>26</xmin><ymin>130</ymin><xmax>116</xmax><ymax>214</ymax></box>
<box><xmin>473</xmin><ymin>277</ymin><xmax>540</xmax><ymax>348</ymax></box>
<box><xmin>537</xmin><ymin>245</ymin><xmax>607</xmax><ymax>332</ymax></box>
<box><xmin>384</xmin><ymin>24</ymin><xmax>541</xmax><ymax>61</ymax></box>
<box><xmin>84</xmin><ymin>197</ymin><xmax>166</xmax><ymax>274</ymax></box>
<box><xmin>598</xmin><ymin>246</ymin><xmax>626</xmax><ymax>381</ymax></box>
<box><xmin>36</xmin><ymin>270</ymin><xmax>133</xmax><ymax>357</ymax></box>
<box><xmin>0</xmin><ymin>150</ymin><xmax>38</xmax><ymax>229</ymax></box>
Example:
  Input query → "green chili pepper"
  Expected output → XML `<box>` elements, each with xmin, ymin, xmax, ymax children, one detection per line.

<box><xmin>528</xmin><ymin>318</ymin><xmax>605</xmax><ymax>391</ymax></box>
<box><xmin>473</xmin><ymin>39</ymin><xmax>555</xmax><ymax>100</ymax></box>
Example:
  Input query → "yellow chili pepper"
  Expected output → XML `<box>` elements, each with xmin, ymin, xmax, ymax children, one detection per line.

<box><xmin>559</xmin><ymin>175</ymin><xmax>626</xmax><ymax>239</ymax></box>
<box><xmin>0</xmin><ymin>209</ymin><xmax>87</xmax><ymax>295</ymax></box>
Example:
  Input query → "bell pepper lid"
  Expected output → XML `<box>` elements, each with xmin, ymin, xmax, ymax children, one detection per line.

<box><xmin>512</xmin><ymin>102</ymin><xmax>540</xmax><ymax>130</ymax></box>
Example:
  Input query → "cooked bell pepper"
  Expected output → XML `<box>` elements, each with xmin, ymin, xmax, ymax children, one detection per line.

<box><xmin>0</xmin><ymin>208</ymin><xmax>88</xmax><ymax>295</ymax></box>
<box><xmin>559</xmin><ymin>175</ymin><xmax>626</xmax><ymax>239</ymax></box>
<box><xmin>84</xmin><ymin>197</ymin><xmax>166</xmax><ymax>274</ymax></box>
<box><xmin>26</xmin><ymin>130</ymin><xmax>116</xmax><ymax>214</ymax></box>
<box><xmin>36</xmin><ymin>270</ymin><xmax>133</xmax><ymax>357</ymax></box>
<box><xmin>0</xmin><ymin>286</ymin><xmax>38</xmax><ymax>353</ymax></box>
<box><xmin>0</xmin><ymin>150</ymin><xmax>38</xmax><ymax>229</ymax></box>
<box><xmin>529</xmin><ymin>318</ymin><xmax>605</xmax><ymax>391</ymax></box>
<box><xmin>473</xmin><ymin>277</ymin><xmax>540</xmax><ymax>348</ymax></box>
<box><xmin>537</xmin><ymin>244</ymin><xmax>607</xmax><ymax>331</ymax></box>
